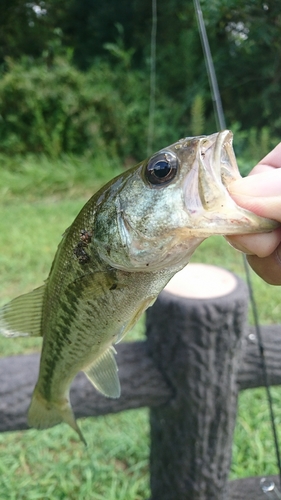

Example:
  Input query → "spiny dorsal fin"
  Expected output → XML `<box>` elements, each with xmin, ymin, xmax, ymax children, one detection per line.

<box><xmin>84</xmin><ymin>346</ymin><xmax>121</xmax><ymax>398</ymax></box>
<box><xmin>0</xmin><ymin>285</ymin><xmax>45</xmax><ymax>337</ymax></box>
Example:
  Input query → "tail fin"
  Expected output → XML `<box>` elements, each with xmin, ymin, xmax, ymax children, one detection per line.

<box><xmin>27</xmin><ymin>388</ymin><xmax>86</xmax><ymax>445</ymax></box>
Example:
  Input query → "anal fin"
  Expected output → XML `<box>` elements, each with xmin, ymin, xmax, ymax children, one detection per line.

<box><xmin>0</xmin><ymin>285</ymin><xmax>45</xmax><ymax>337</ymax></box>
<box><xmin>84</xmin><ymin>346</ymin><xmax>120</xmax><ymax>398</ymax></box>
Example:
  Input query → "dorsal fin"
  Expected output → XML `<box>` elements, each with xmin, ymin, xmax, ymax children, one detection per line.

<box><xmin>0</xmin><ymin>285</ymin><xmax>45</xmax><ymax>337</ymax></box>
<box><xmin>83</xmin><ymin>346</ymin><xmax>121</xmax><ymax>398</ymax></box>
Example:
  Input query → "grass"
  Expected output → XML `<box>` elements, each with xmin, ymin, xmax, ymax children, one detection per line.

<box><xmin>0</xmin><ymin>154</ymin><xmax>281</xmax><ymax>497</ymax></box>
<box><xmin>0</xmin><ymin>152</ymin><xmax>123</xmax><ymax>202</ymax></box>
<box><xmin>0</xmin><ymin>411</ymin><xmax>150</xmax><ymax>500</ymax></box>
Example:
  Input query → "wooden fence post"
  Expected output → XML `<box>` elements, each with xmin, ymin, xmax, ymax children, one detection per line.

<box><xmin>146</xmin><ymin>264</ymin><xmax>249</xmax><ymax>500</ymax></box>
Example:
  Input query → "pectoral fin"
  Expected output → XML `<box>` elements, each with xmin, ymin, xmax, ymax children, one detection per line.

<box><xmin>115</xmin><ymin>295</ymin><xmax>157</xmax><ymax>343</ymax></box>
<box><xmin>0</xmin><ymin>285</ymin><xmax>45</xmax><ymax>337</ymax></box>
<box><xmin>84</xmin><ymin>346</ymin><xmax>121</xmax><ymax>398</ymax></box>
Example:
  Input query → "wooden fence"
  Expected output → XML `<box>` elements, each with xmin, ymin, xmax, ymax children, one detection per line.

<box><xmin>0</xmin><ymin>264</ymin><xmax>280</xmax><ymax>499</ymax></box>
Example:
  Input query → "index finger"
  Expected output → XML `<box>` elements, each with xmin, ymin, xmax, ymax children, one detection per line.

<box><xmin>258</xmin><ymin>142</ymin><xmax>281</xmax><ymax>170</ymax></box>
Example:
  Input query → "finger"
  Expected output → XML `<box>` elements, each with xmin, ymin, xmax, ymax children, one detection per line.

<box><xmin>248</xmin><ymin>164</ymin><xmax>276</xmax><ymax>175</ymax></box>
<box><xmin>228</xmin><ymin>169</ymin><xmax>281</xmax><ymax>222</ymax></box>
<box><xmin>247</xmin><ymin>247</ymin><xmax>281</xmax><ymax>285</ymax></box>
<box><xmin>226</xmin><ymin>227</ymin><xmax>281</xmax><ymax>258</ymax></box>
<box><xmin>259</xmin><ymin>142</ymin><xmax>281</xmax><ymax>169</ymax></box>
<box><xmin>239</xmin><ymin>142</ymin><xmax>281</xmax><ymax>177</ymax></box>
<box><xmin>229</xmin><ymin>169</ymin><xmax>281</xmax><ymax>197</ymax></box>
<box><xmin>232</xmin><ymin>196</ymin><xmax>281</xmax><ymax>221</ymax></box>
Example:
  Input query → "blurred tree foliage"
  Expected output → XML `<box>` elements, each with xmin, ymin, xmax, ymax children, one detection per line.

<box><xmin>0</xmin><ymin>0</ymin><xmax>280</xmax><ymax>159</ymax></box>
<box><xmin>0</xmin><ymin>55</ymin><xmax>185</xmax><ymax>159</ymax></box>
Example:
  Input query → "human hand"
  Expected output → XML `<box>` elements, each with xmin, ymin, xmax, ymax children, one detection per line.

<box><xmin>226</xmin><ymin>142</ymin><xmax>281</xmax><ymax>285</ymax></box>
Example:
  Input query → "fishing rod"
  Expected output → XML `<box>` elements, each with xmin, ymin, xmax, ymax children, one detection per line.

<box><xmin>147</xmin><ymin>0</ymin><xmax>157</xmax><ymax>157</ymax></box>
<box><xmin>193</xmin><ymin>0</ymin><xmax>281</xmax><ymax>492</ymax></box>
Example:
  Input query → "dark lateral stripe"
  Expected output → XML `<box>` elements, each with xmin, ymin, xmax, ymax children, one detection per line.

<box><xmin>38</xmin><ymin>277</ymin><xmax>90</xmax><ymax>398</ymax></box>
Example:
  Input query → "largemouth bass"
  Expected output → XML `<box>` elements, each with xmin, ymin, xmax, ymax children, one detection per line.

<box><xmin>0</xmin><ymin>130</ymin><xmax>278</xmax><ymax>444</ymax></box>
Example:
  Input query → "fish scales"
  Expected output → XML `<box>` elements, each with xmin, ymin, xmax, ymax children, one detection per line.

<box><xmin>0</xmin><ymin>130</ymin><xmax>279</xmax><ymax>444</ymax></box>
<box><xmin>39</xmin><ymin>251</ymin><xmax>169</xmax><ymax>401</ymax></box>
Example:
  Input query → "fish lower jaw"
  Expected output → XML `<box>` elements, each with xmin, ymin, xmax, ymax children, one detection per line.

<box><xmin>186</xmin><ymin>213</ymin><xmax>279</xmax><ymax>237</ymax></box>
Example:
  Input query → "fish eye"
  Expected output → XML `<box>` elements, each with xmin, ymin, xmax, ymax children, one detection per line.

<box><xmin>145</xmin><ymin>151</ymin><xmax>179</xmax><ymax>187</ymax></box>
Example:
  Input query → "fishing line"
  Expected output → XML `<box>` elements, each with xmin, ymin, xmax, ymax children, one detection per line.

<box><xmin>147</xmin><ymin>0</ymin><xmax>157</xmax><ymax>157</ymax></box>
<box><xmin>193</xmin><ymin>0</ymin><xmax>225</xmax><ymax>131</ymax></box>
<box><xmin>244</xmin><ymin>258</ymin><xmax>281</xmax><ymax>490</ymax></box>
<box><xmin>193</xmin><ymin>0</ymin><xmax>281</xmax><ymax>490</ymax></box>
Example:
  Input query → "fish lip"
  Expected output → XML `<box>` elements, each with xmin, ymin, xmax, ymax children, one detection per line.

<box><xmin>213</xmin><ymin>130</ymin><xmax>239</xmax><ymax>186</ymax></box>
<box><xmin>199</xmin><ymin>129</ymin><xmax>239</xmax><ymax>187</ymax></box>
<box><xmin>184</xmin><ymin>129</ymin><xmax>238</xmax><ymax>213</ymax></box>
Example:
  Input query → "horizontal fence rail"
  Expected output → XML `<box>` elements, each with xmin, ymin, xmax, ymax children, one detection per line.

<box><xmin>229</xmin><ymin>475</ymin><xmax>281</xmax><ymax>499</ymax></box>
<box><xmin>0</xmin><ymin>327</ymin><xmax>280</xmax><ymax>499</ymax></box>
<box><xmin>0</xmin><ymin>326</ymin><xmax>280</xmax><ymax>434</ymax></box>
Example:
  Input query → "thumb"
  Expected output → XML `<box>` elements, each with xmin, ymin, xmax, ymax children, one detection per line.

<box><xmin>228</xmin><ymin>169</ymin><xmax>281</xmax><ymax>222</ymax></box>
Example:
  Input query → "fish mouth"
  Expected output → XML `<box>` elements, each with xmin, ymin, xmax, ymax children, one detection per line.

<box><xmin>197</xmin><ymin>129</ymin><xmax>240</xmax><ymax>209</ymax></box>
<box><xmin>184</xmin><ymin>129</ymin><xmax>278</xmax><ymax>235</ymax></box>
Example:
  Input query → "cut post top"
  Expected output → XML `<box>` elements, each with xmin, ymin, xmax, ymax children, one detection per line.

<box><xmin>165</xmin><ymin>263</ymin><xmax>237</xmax><ymax>299</ymax></box>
